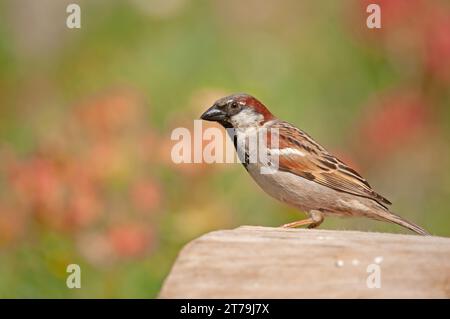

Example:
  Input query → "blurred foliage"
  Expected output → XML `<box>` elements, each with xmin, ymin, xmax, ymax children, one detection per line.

<box><xmin>0</xmin><ymin>0</ymin><xmax>449</xmax><ymax>297</ymax></box>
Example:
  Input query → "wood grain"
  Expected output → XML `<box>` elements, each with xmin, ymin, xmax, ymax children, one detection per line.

<box><xmin>159</xmin><ymin>226</ymin><xmax>450</xmax><ymax>298</ymax></box>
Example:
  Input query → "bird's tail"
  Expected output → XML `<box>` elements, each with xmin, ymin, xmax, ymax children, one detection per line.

<box><xmin>378</xmin><ymin>211</ymin><xmax>430</xmax><ymax>236</ymax></box>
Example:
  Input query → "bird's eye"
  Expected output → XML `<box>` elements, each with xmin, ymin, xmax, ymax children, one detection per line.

<box><xmin>231</xmin><ymin>102</ymin><xmax>239</xmax><ymax>109</ymax></box>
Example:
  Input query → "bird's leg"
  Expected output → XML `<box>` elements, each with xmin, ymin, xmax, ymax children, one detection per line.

<box><xmin>281</xmin><ymin>210</ymin><xmax>324</xmax><ymax>229</ymax></box>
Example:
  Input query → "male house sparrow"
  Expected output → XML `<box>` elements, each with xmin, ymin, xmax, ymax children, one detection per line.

<box><xmin>200</xmin><ymin>93</ymin><xmax>429</xmax><ymax>235</ymax></box>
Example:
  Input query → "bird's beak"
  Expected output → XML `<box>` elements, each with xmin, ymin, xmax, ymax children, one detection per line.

<box><xmin>200</xmin><ymin>105</ymin><xmax>227</xmax><ymax>122</ymax></box>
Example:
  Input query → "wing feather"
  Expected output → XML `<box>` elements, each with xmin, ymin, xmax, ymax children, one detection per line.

<box><xmin>269</xmin><ymin>121</ymin><xmax>391</xmax><ymax>207</ymax></box>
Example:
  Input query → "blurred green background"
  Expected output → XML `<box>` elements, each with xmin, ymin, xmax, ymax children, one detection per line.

<box><xmin>0</xmin><ymin>0</ymin><xmax>449</xmax><ymax>298</ymax></box>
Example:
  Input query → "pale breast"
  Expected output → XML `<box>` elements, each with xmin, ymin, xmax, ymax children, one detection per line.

<box><xmin>246</xmin><ymin>162</ymin><xmax>377</xmax><ymax>217</ymax></box>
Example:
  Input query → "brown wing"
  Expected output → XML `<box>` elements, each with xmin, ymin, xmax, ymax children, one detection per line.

<box><xmin>270</xmin><ymin>121</ymin><xmax>391</xmax><ymax>207</ymax></box>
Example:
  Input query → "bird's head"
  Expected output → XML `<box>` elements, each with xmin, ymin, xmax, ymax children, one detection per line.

<box><xmin>200</xmin><ymin>93</ymin><xmax>274</xmax><ymax>129</ymax></box>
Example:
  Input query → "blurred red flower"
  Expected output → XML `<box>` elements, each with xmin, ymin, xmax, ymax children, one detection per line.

<box><xmin>360</xmin><ymin>91</ymin><xmax>431</xmax><ymax>157</ymax></box>
<box><xmin>8</xmin><ymin>156</ymin><xmax>62</xmax><ymax>214</ymax></box>
<box><xmin>75</xmin><ymin>88</ymin><xmax>144</xmax><ymax>139</ymax></box>
<box><xmin>0</xmin><ymin>203</ymin><xmax>25</xmax><ymax>245</ymax></box>
<box><xmin>130</xmin><ymin>180</ymin><xmax>162</xmax><ymax>214</ymax></box>
<box><xmin>425</xmin><ymin>15</ymin><xmax>450</xmax><ymax>83</ymax></box>
<box><xmin>65</xmin><ymin>188</ymin><xmax>102</xmax><ymax>229</ymax></box>
<box><xmin>108</xmin><ymin>223</ymin><xmax>154</xmax><ymax>258</ymax></box>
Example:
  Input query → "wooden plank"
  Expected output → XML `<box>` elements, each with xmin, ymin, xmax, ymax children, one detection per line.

<box><xmin>159</xmin><ymin>226</ymin><xmax>450</xmax><ymax>298</ymax></box>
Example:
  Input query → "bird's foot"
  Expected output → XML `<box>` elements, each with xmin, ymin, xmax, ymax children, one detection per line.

<box><xmin>281</xmin><ymin>210</ymin><xmax>324</xmax><ymax>229</ymax></box>
<box><xmin>281</xmin><ymin>218</ymin><xmax>314</xmax><ymax>228</ymax></box>
<box><xmin>307</xmin><ymin>210</ymin><xmax>324</xmax><ymax>228</ymax></box>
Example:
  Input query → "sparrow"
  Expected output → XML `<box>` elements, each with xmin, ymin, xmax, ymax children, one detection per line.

<box><xmin>200</xmin><ymin>93</ymin><xmax>429</xmax><ymax>235</ymax></box>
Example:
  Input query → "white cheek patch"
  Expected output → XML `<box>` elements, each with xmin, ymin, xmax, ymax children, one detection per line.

<box><xmin>230</xmin><ymin>109</ymin><xmax>264</xmax><ymax>128</ymax></box>
<box><xmin>269</xmin><ymin>148</ymin><xmax>306</xmax><ymax>157</ymax></box>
